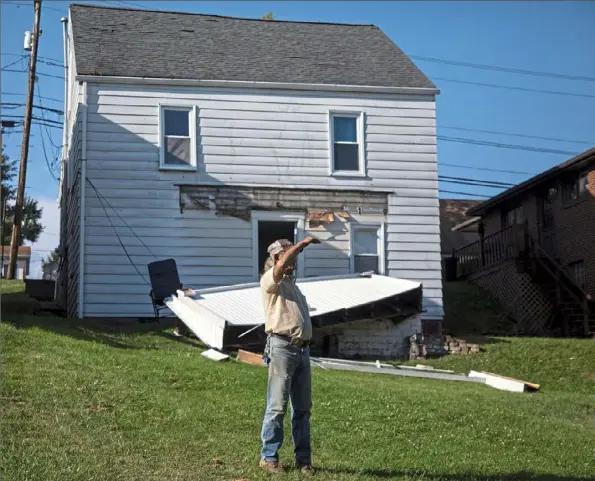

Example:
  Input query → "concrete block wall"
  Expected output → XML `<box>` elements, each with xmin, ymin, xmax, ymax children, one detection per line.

<box><xmin>312</xmin><ymin>314</ymin><xmax>422</xmax><ymax>360</ymax></box>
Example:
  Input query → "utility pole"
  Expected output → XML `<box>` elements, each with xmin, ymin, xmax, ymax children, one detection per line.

<box><xmin>7</xmin><ymin>0</ymin><xmax>42</xmax><ymax>280</ymax></box>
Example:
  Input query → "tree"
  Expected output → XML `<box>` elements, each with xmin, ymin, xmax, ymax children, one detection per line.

<box><xmin>42</xmin><ymin>247</ymin><xmax>59</xmax><ymax>280</ymax></box>
<box><xmin>261</xmin><ymin>11</ymin><xmax>274</xmax><ymax>20</ymax></box>
<box><xmin>1</xmin><ymin>153</ymin><xmax>44</xmax><ymax>246</ymax></box>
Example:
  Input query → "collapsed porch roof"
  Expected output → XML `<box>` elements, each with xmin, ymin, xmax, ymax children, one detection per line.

<box><xmin>165</xmin><ymin>273</ymin><xmax>422</xmax><ymax>350</ymax></box>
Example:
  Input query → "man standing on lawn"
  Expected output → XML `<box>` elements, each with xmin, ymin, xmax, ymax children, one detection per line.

<box><xmin>259</xmin><ymin>237</ymin><xmax>320</xmax><ymax>475</ymax></box>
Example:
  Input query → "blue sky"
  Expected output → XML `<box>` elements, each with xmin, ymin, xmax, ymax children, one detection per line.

<box><xmin>1</xmin><ymin>0</ymin><xmax>595</xmax><ymax>276</ymax></box>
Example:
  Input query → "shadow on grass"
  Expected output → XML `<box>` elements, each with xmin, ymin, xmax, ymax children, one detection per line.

<box><xmin>318</xmin><ymin>467</ymin><xmax>593</xmax><ymax>480</ymax></box>
<box><xmin>0</xmin><ymin>291</ymin><xmax>197</xmax><ymax>350</ymax></box>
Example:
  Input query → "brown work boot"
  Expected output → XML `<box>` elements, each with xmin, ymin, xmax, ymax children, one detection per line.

<box><xmin>259</xmin><ymin>459</ymin><xmax>285</xmax><ymax>474</ymax></box>
<box><xmin>296</xmin><ymin>463</ymin><xmax>315</xmax><ymax>475</ymax></box>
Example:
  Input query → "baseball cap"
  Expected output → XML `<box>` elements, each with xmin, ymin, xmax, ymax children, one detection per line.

<box><xmin>267</xmin><ymin>239</ymin><xmax>293</xmax><ymax>257</ymax></box>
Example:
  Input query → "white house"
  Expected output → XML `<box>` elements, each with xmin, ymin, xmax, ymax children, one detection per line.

<box><xmin>57</xmin><ymin>4</ymin><xmax>443</xmax><ymax>358</ymax></box>
<box><xmin>1</xmin><ymin>245</ymin><xmax>30</xmax><ymax>280</ymax></box>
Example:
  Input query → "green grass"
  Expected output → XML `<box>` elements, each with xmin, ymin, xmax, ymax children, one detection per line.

<box><xmin>442</xmin><ymin>281</ymin><xmax>516</xmax><ymax>336</ymax></box>
<box><xmin>2</xmin><ymin>281</ymin><xmax>595</xmax><ymax>481</ymax></box>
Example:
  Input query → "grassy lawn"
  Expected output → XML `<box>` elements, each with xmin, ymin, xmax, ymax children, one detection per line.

<box><xmin>2</xmin><ymin>281</ymin><xmax>594</xmax><ymax>481</ymax></box>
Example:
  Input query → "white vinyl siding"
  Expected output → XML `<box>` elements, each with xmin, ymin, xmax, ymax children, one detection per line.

<box><xmin>81</xmin><ymin>83</ymin><xmax>442</xmax><ymax>319</ymax></box>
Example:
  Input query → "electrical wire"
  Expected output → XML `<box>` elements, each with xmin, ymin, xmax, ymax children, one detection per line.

<box><xmin>438</xmin><ymin>175</ymin><xmax>514</xmax><ymax>188</ymax></box>
<box><xmin>1</xmin><ymin>53</ymin><xmax>64</xmax><ymax>64</ymax></box>
<box><xmin>409</xmin><ymin>54</ymin><xmax>595</xmax><ymax>82</ymax></box>
<box><xmin>437</xmin><ymin>135</ymin><xmax>579</xmax><ymax>156</ymax></box>
<box><xmin>2</xmin><ymin>69</ymin><xmax>64</xmax><ymax>80</ymax></box>
<box><xmin>35</xmin><ymin>83</ymin><xmax>63</xmax><ymax>151</ymax></box>
<box><xmin>1</xmin><ymin>102</ymin><xmax>64</xmax><ymax>115</ymax></box>
<box><xmin>85</xmin><ymin>178</ymin><xmax>159</xmax><ymax>259</ymax></box>
<box><xmin>438</xmin><ymin>125</ymin><xmax>594</xmax><ymax>146</ymax></box>
<box><xmin>2</xmin><ymin>91</ymin><xmax>63</xmax><ymax>103</ymax></box>
<box><xmin>1</xmin><ymin>55</ymin><xmax>27</xmax><ymax>71</ymax></box>
<box><xmin>37</xmin><ymin>120</ymin><xmax>59</xmax><ymax>182</ymax></box>
<box><xmin>439</xmin><ymin>189</ymin><xmax>489</xmax><ymax>198</ymax></box>
<box><xmin>85</xmin><ymin>178</ymin><xmax>152</xmax><ymax>285</ymax></box>
<box><xmin>432</xmin><ymin>77</ymin><xmax>595</xmax><ymax>99</ymax></box>
<box><xmin>440</xmin><ymin>163</ymin><xmax>536</xmax><ymax>176</ymax></box>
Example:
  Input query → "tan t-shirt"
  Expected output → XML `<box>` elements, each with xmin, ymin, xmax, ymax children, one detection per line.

<box><xmin>260</xmin><ymin>267</ymin><xmax>312</xmax><ymax>341</ymax></box>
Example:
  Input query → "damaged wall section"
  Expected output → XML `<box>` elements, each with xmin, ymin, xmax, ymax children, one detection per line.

<box><xmin>312</xmin><ymin>315</ymin><xmax>422</xmax><ymax>360</ymax></box>
<box><xmin>178</xmin><ymin>185</ymin><xmax>389</xmax><ymax>220</ymax></box>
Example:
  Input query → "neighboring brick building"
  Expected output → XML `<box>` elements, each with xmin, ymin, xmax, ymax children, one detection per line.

<box><xmin>454</xmin><ymin>148</ymin><xmax>595</xmax><ymax>337</ymax></box>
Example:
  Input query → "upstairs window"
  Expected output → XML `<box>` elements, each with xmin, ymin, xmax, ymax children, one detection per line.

<box><xmin>563</xmin><ymin>171</ymin><xmax>589</xmax><ymax>202</ymax></box>
<box><xmin>329</xmin><ymin>112</ymin><xmax>365</xmax><ymax>176</ymax></box>
<box><xmin>350</xmin><ymin>224</ymin><xmax>384</xmax><ymax>275</ymax></box>
<box><xmin>502</xmin><ymin>205</ymin><xmax>525</xmax><ymax>227</ymax></box>
<box><xmin>159</xmin><ymin>106</ymin><xmax>197</xmax><ymax>170</ymax></box>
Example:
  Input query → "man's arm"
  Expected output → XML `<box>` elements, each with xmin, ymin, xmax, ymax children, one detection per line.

<box><xmin>272</xmin><ymin>237</ymin><xmax>320</xmax><ymax>284</ymax></box>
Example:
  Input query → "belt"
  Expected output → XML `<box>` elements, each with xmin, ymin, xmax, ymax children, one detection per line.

<box><xmin>270</xmin><ymin>333</ymin><xmax>311</xmax><ymax>348</ymax></box>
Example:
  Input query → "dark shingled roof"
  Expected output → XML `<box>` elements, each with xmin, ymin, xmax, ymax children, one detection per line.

<box><xmin>69</xmin><ymin>4</ymin><xmax>436</xmax><ymax>89</ymax></box>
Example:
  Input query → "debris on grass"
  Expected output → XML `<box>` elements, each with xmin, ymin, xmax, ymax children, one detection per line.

<box><xmin>201</xmin><ymin>349</ymin><xmax>229</xmax><ymax>362</ymax></box>
<box><xmin>237</xmin><ymin>349</ymin><xmax>265</xmax><ymax>367</ymax></box>
<box><xmin>468</xmin><ymin>370</ymin><xmax>540</xmax><ymax>393</ymax></box>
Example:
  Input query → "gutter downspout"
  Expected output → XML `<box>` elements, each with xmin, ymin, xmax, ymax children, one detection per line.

<box><xmin>56</xmin><ymin>16</ymin><xmax>68</xmax><ymax>302</ymax></box>
<box><xmin>59</xmin><ymin>17</ymin><xmax>69</xmax><ymax>201</ymax></box>
<box><xmin>77</xmin><ymin>81</ymin><xmax>87</xmax><ymax>319</ymax></box>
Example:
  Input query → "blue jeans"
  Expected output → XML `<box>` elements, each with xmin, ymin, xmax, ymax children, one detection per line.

<box><xmin>261</xmin><ymin>335</ymin><xmax>312</xmax><ymax>465</ymax></box>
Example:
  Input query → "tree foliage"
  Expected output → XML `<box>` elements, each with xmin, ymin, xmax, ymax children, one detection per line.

<box><xmin>261</xmin><ymin>12</ymin><xmax>274</xmax><ymax>20</ymax></box>
<box><xmin>1</xmin><ymin>152</ymin><xmax>44</xmax><ymax>245</ymax></box>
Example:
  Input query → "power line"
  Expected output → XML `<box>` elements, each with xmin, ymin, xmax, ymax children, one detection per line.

<box><xmin>38</xmin><ymin>120</ymin><xmax>59</xmax><ymax>183</ymax></box>
<box><xmin>2</xmin><ymin>68</ymin><xmax>64</xmax><ymax>80</ymax></box>
<box><xmin>439</xmin><ymin>175</ymin><xmax>514</xmax><ymax>188</ymax></box>
<box><xmin>85</xmin><ymin>177</ymin><xmax>153</xmax><ymax>285</ymax></box>
<box><xmin>437</xmin><ymin>135</ymin><xmax>579</xmax><ymax>156</ymax></box>
<box><xmin>439</xmin><ymin>178</ymin><xmax>510</xmax><ymax>190</ymax></box>
<box><xmin>438</xmin><ymin>125</ymin><xmax>594</xmax><ymax>146</ymax></box>
<box><xmin>410</xmin><ymin>54</ymin><xmax>595</xmax><ymax>83</ymax></box>
<box><xmin>439</xmin><ymin>189</ymin><xmax>489</xmax><ymax>199</ymax></box>
<box><xmin>38</xmin><ymin>58</ymin><xmax>64</xmax><ymax>69</ymax></box>
<box><xmin>2</xmin><ymin>91</ymin><xmax>62</xmax><ymax>103</ymax></box>
<box><xmin>1</xmin><ymin>53</ymin><xmax>63</xmax><ymax>64</ymax></box>
<box><xmin>35</xmin><ymin>83</ymin><xmax>63</xmax><ymax>152</ymax></box>
<box><xmin>1</xmin><ymin>1</ymin><xmax>62</xmax><ymax>13</ymax></box>
<box><xmin>2</xmin><ymin>55</ymin><xmax>27</xmax><ymax>71</ymax></box>
<box><xmin>432</xmin><ymin>77</ymin><xmax>595</xmax><ymax>99</ymax></box>
<box><xmin>85</xmin><ymin>178</ymin><xmax>159</xmax><ymax>259</ymax></box>
<box><xmin>2</xmin><ymin>114</ymin><xmax>63</xmax><ymax>126</ymax></box>
<box><xmin>440</xmin><ymin>162</ymin><xmax>536</xmax><ymax>176</ymax></box>
<box><xmin>2</xmin><ymin>102</ymin><xmax>63</xmax><ymax>115</ymax></box>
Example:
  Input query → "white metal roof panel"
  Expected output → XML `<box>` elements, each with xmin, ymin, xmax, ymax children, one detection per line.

<box><xmin>166</xmin><ymin>273</ymin><xmax>421</xmax><ymax>328</ymax></box>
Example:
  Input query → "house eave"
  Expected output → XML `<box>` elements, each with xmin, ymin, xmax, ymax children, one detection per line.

<box><xmin>75</xmin><ymin>74</ymin><xmax>440</xmax><ymax>96</ymax></box>
<box><xmin>451</xmin><ymin>216</ymin><xmax>481</xmax><ymax>232</ymax></box>
<box><xmin>468</xmin><ymin>147</ymin><xmax>595</xmax><ymax>217</ymax></box>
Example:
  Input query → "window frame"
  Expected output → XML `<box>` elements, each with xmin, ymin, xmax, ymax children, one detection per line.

<box><xmin>501</xmin><ymin>204</ymin><xmax>525</xmax><ymax>228</ymax></box>
<box><xmin>562</xmin><ymin>170</ymin><xmax>589</xmax><ymax>203</ymax></box>
<box><xmin>349</xmin><ymin>220</ymin><xmax>385</xmax><ymax>275</ymax></box>
<box><xmin>328</xmin><ymin>110</ymin><xmax>366</xmax><ymax>177</ymax></box>
<box><xmin>568</xmin><ymin>260</ymin><xmax>585</xmax><ymax>289</ymax></box>
<box><xmin>158</xmin><ymin>103</ymin><xmax>198</xmax><ymax>171</ymax></box>
<box><xmin>251</xmin><ymin>210</ymin><xmax>306</xmax><ymax>281</ymax></box>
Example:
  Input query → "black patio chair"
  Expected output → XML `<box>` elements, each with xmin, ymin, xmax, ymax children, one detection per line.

<box><xmin>148</xmin><ymin>258</ymin><xmax>183</xmax><ymax>321</ymax></box>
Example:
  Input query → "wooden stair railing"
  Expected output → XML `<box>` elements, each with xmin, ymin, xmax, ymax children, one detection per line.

<box><xmin>454</xmin><ymin>224</ymin><xmax>525</xmax><ymax>278</ymax></box>
<box><xmin>526</xmin><ymin>231</ymin><xmax>593</xmax><ymax>337</ymax></box>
